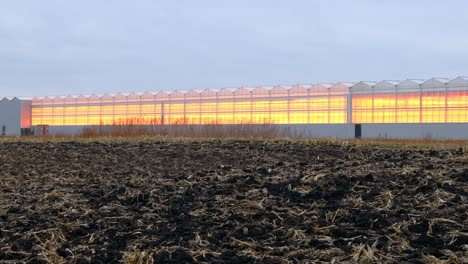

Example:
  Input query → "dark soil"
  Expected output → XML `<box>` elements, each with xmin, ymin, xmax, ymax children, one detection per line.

<box><xmin>0</xmin><ymin>139</ymin><xmax>466</xmax><ymax>263</ymax></box>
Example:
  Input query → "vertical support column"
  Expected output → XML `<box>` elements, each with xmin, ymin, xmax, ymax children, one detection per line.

<box><xmin>161</xmin><ymin>102</ymin><xmax>165</xmax><ymax>125</ymax></box>
<box><xmin>287</xmin><ymin>89</ymin><xmax>291</xmax><ymax>124</ymax></box>
<box><xmin>183</xmin><ymin>94</ymin><xmax>187</xmax><ymax>124</ymax></box>
<box><xmin>125</xmin><ymin>96</ymin><xmax>128</xmax><ymax>123</ymax></box>
<box><xmin>268</xmin><ymin>90</ymin><xmax>271</xmax><ymax>123</ymax></box>
<box><xmin>153</xmin><ymin>94</ymin><xmax>157</xmax><ymax>125</ymax></box>
<box><xmin>37</xmin><ymin>99</ymin><xmax>41</xmax><ymax>125</ymax></box>
<box><xmin>395</xmin><ymin>87</ymin><xmax>398</xmax><ymax>123</ymax></box>
<box><xmin>42</xmin><ymin>99</ymin><xmax>45</xmax><ymax>125</ymax></box>
<box><xmin>139</xmin><ymin>95</ymin><xmax>142</xmax><ymax>125</ymax></box>
<box><xmin>347</xmin><ymin>90</ymin><xmax>353</xmax><ymax>138</ymax></box>
<box><xmin>347</xmin><ymin>92</ymin><xmax>352</xmax><ymax>124</ymax></box>
<box><xmin>371</xmin><ymin>87</ymin><xmax>375</xmax><ymax>123</ymax></box>
<box><xmin>307</xmin><ymin>88</ymin><xmax>311</xmax><ymax>124</ymax></box>
<box><xmin>51</xmin><ymin>98</ymin><xmax>55</xmax><ymax>126</ymax></box>
<box><xmin>75</xmin><ymin>98</ymin><xmax>78</xmax><ymax>126</ymax></box>
<box><xmin>419</xmin><ymin>84</ymin><xmax>423</xmax><ymax>123</ymax></box>
<box><xmin>98</xmin><ymin>96</ymin><xmax>102</xmax><ymax>126</ymax></box>
<box><xmin>199</xmin><ymin>94</ymin><xmax>202</xmax><ymax>125</ymax></box>
<box><xmin>445</xmin><ymin>84</ymin><xmax>448</xmax><ymax>123</ymax></box>
<box><xmin>250</xmin><ymin>91</ymin><xmax>253</xmax><ymax>124</ymax></box>
<box><xmin>86</xmin><ymin>97</ymin><xmax>89</xmax><ymax>126</ymax></box>
<box><xmin>215</xmin><ymin>93</ymin><xmax>219</xmax><ymax>125</ymax></box>
<box><xmin>98</xmin><ymin>97</ymin><xmax>102</xmax><ymax>133</ymax></box>
<box><xmin>233</xmin><ymin>91</ymin><xmax>236</xmax><ymax>124</ymax></box>
<box><xmin>62</xmin><ymin>98</ymin><xmax>65</xmax><ymax>126</ymax></box>
<box><xmin>327</xmin><ymin>89</ymin><xmax>331</xmax><ymax>124</ymax></box>
<box><xmin>36</xmin><ymin>100</ymin><xmax>40</xmax><ymax>125</ymax></box>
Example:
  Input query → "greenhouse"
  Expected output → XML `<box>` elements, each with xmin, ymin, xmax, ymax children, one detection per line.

<box><xmin>29</xmin><ymin>83</ymin><xmax>351</xmax><ymax>127</ymax></box>
<box><xmin>1</xmin><ymin>76</ymin><xmax>468</xmax><ymax>138</ymax></box>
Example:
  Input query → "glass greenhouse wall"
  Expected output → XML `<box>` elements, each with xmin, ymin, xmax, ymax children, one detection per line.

<box><xmin>29</xmin><ymin>77</ymin><xmax>468</xmax><ymax>127</ymax></box>
<box><xmin>30</xmin><ymin>84</ymin><xmax>350</xmax><ymax>126</ymax></box>
<box><xmin>351</xmin><ymin>77</ymin><xmax>468</xmax><ymax>123</ymax></box>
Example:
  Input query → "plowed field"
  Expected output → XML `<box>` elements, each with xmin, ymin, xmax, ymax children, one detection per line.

<box><xmin>0</xmin><ymin>140</ymin><xmax>467</xmax><ymax>263</ymax></box>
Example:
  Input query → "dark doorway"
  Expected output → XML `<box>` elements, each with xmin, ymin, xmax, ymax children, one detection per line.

<box><xmin>355</xmin><ymin>124</ymin><xmax>362</xmax><ymax>139</ymax></box>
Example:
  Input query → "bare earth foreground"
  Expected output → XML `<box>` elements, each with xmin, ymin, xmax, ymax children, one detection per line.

<box><xmin>0</xmin><ymin>139</ymin><xmax>467</xmax><ymax>263</ymax></box>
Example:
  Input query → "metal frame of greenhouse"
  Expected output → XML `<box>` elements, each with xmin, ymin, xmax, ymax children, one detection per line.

<box><xmin>1</xmin><ymin>76</ymin><xmax>468</xmax><ymax>138</ymax></box>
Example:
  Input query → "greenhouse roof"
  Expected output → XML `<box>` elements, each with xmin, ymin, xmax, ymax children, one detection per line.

<box><xmin>8</xmin><ymin>76</ymin><xmax>468</xmax><ymax>101</ymax></box>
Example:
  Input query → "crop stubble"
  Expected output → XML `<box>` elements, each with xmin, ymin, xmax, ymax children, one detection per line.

<box><xmin>0</xmin><ymin>140</ymin><xmax>467</xmax><ymax>263</ymax></box>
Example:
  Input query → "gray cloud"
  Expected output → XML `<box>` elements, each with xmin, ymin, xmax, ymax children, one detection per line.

<box><xmin>1</xmin><ymin>0</ymin><xmax>468</xmax><ymax>97</ymax></box>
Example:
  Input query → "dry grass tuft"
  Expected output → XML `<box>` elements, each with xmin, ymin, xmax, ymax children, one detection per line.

<box><xmin>31</xmin><ymin>229</ymin><xmax>68</xmax><ymax>264</ymax></box>
<box><xmin>423</xmin><ymin>254</ymin><xmax>461</xmax><ymax>264</ymax></box>
<box><xmin>351</xmin><ymin>242</ymin><xmax>381</xmax><ymax>263</ymax></box>
<box><xmin>123</xmin><ymin>246</ymin><xmax>154</xmax><ymax>264</ymax></box>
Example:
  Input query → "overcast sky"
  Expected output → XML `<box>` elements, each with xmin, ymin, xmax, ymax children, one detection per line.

<box><xmin>1</xmin><ymin>0</ymin><xmax>468</xmax><ymax>97</ymax></box>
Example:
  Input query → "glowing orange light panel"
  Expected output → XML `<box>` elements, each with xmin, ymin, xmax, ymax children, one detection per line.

<box><xmin>31</xmin><ymin>94</ymin><xmax>348</xmax><ymax>126</ymax></box>
<box><xmin>30</xmin><ymin>89</ymin><xmax>468</xmax><ymax>126</ymax></box>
